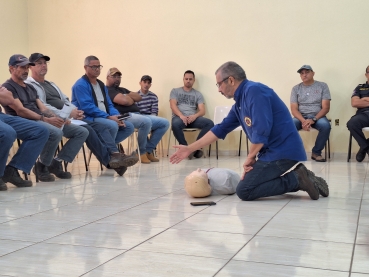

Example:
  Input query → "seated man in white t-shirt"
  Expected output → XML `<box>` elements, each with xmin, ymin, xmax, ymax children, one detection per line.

<box><xmin>184</xmin><ymin>168</ymin><xmax>240</xmax><ymax>197</ymax></box>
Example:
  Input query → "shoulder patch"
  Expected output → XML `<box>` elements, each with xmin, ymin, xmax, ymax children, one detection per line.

<box><xmin>245</xmin><ymin>116</ymin><xmax>252</xmax><ymax>127</ymax></box>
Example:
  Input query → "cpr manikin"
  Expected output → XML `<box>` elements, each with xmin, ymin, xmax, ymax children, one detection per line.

<box><xmin>184</xmin><ymin>168</ymin><xmax>240</xmax><ymax>198</ymax></box>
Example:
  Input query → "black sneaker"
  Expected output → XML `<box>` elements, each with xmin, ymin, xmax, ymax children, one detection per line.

<box><xmin>306</xmin><ymin>168</ymin><xmax>329</xmax><ymax>197</ymax></box>
<box><xmin>194</xmin><ymin>149</ymin><xmax>204</xmax><ymax>159</ymax></box>
<box><xmin>33</xmin><ymin>161</ymin><xmax>55</xmax><ymax>182</ymax></box>
<box><xmin>294</xmin><ymin>164</ymin><xmax>319</xmax><ymax>200</ymax></box>
<box><xmin>356</xmin><ymin>148</ymin><xmax>367</xmax><ymax>162</ymax></box>
<box><xmin>48</xmin><ymin>160</ymin><xmax>72</xmax><ymax>179</ymax></box>
<box><xmin>188</xmin><ymin>151</ymin><xmax>195</xmax><ymax>160</ymax></box>
<box><xmin>3</xmin><ymin>166</ymin><xmax>32</xmax><ymax>187</ymax></box>
<box><xmin>114</xmin><ymin>166</ymin><xmax>127</xmax><ymax>176</ymax></box>
<box><xmin>0</xmin><ymin>178</ymin><xmax>7</xmax><ymax>191</ymax></box>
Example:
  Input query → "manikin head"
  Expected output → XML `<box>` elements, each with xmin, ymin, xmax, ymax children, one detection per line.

<box><xmin>184</xmin><ymin>168</ymin><xmax>211</xmax><ymax>197</ymax></box>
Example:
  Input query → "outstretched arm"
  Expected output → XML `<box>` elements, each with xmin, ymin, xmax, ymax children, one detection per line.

<box><xmin>170</xmin><ymin>131</ymin><xmax>218</xmax><ymax>164</ymax></box>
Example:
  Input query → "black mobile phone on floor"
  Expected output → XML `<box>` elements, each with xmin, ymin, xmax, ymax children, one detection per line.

<box><xmin>190</xmin><ymin>201</ymin><xmax>216</xmax><ymax>206</ymax></box>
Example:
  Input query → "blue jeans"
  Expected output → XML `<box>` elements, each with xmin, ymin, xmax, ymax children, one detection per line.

<box><xmin>171</xmin><ymin>116</ymin><xmax>214</xmax><ymax>145</ymax></box>
<box><xmin>0</xmin><ymin>113</ymin><xmax>49</xmax><ymax>175</ymax></box>
<box><xmin>236</xmin><ymin>159</ymin><xmax>299</xmax><ymax>201</ymax></box>
<box><xmin>293</xmin><ymin>116</ymin><xmax>331</xmax><ymax>156</ymax></box>
<box><xmin>58</xmin><ymin>123</ymin><xmax>89</xmax><ymax>163</ymax></box>
<box><xmin>82</xmin><ymin>121</ymin><xmax>122</xmax><ymax>167</ymax></box>
<box><xmin>93</xmin><ymin>117</ymin><xmax>134</xmax><ymax>144</ymax></box>
<box><xmin>126</xmin><ymin>113</ymin><xmax>169</xmax><ymax>154</ymax></box>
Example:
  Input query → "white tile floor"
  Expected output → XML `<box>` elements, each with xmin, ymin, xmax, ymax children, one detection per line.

<box><xmin>1</xmin><ymin>153</ymin><xmax>368</xmax><ymax>277</ymax></box>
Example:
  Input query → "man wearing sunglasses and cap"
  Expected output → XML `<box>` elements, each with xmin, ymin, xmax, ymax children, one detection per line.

<box><xmin>106</xmin><ymin>68</ymin><xmax>169</xmax><ymax>164</ymax></box>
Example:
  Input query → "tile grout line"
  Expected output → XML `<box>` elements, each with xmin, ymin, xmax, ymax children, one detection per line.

<box><xmin>212</xmin><ymin>195</ymin><xmax>298</xmax><ymax>276</ymax></box>
<box><xmin>347</xmin><ymin>170</ymin><xmax>367</xmax><ymax>277</ymax></box>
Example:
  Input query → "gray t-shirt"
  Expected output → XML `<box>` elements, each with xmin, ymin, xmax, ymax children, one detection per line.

<box><xmin>92</xmin><ymin>82</ymin><xmax>106</xmax><ymax>112</ymax></box>
<box><xmin>202</xmin><ymin>168</ymin><xmax>240</xmax><ymax>195</ymax></box>
<box><xmin>170</xmin><ymin>87</ymin><xmax>204</xmax><ymax>117</ymax></box>
<box><xmin>290</xmin><ymin>81</ymin><xmax>331</xmax><ymax>117</ymax></box>
<box><xmin>39</xmin><ymin>81</ymin><xmax>64</xmax><ymax>110</ymax></box>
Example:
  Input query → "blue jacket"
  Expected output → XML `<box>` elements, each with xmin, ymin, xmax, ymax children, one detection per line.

<box><xmin>211</xmin><ymin>80</ymin><xmax>306</xmax><ymax>162</ymax></box>
<box><xmin>71</xmin><ymin>76</ymin><xmax>120</xmax><ymax>121</ymax></box>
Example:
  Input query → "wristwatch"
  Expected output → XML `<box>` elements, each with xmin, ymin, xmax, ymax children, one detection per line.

<box><xmin>312</xmin><ymin>117</ymin><xmax>317</xmax><ymax>123</ymax></box>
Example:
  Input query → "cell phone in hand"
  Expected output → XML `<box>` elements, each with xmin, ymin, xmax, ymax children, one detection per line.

<box><xmin>190</xmin><ymin>201</ymin><xmax>216</xmax><ymax>206</ymax></box>
<box><xmin>118</xmin><ymin>113</ymin><xmax>131</xmax><ymax>121</ymax></box>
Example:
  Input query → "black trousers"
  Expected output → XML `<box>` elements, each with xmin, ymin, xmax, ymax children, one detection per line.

<box><xmin>347</xmin><ymin>113</ymin><xmax>369</xmax><ymax>149</ymax></box>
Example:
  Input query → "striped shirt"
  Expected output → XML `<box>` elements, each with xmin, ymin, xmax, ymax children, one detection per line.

<box><xmin>136</xmin><ymin>90</ymin><xmax>159</xmax><ymax>115</ymax></box>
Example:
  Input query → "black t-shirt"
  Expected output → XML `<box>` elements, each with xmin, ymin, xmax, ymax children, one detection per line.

<box><xmin>2</xmin><ymin>79</ymin><xmax>42</xmax><ymax>116</ymax></box>
<box><xmin>39</xmin><ymin>81</ymin><xmax>64</xmax><ymax>110</ymax></box>
<box><xmin>107</xmin><ymin>86</ymin><xmax>140</xmax><ymax>114</ymax></box>
<box><xmin>352</xmin><ymin>82</ymin><xmax>369</xmax><ymax>114</ymax></box>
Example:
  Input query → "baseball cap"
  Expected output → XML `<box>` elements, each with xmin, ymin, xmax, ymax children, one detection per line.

<box><xmin>297</xmin><ymin>65</ymin><xmax>313</xmax><ymax>73</ymax></box>
<box><xmin>140</xmin><ymin>75</ymin><xmax>152</xmax><ymax>82</ymax></box>
<box><xmin>8</xmin><ymin>54</ymin><xmax>35</xmax><ymax>67</ymax></box>
<box><xmin>29</xmin><ymin>53</ymin><xmax>50</xmax><ymax>63</ymax></box>
<box><xmin>107</xmin><ymin>67</ymin><xmax>122</xmax><ymax>76</ymax></box>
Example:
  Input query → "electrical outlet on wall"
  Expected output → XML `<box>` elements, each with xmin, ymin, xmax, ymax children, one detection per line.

<box><xmin>335</xmin><ymin>119</ymin><xmax>339</xmax><ymax>126</ymax></box>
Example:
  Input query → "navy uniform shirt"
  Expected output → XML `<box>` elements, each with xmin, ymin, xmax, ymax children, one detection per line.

<box><xmin>211</xmin><ymin>79</ymin><xmax>306</xmax><ymax>162</ymax></box>
<box><xmin>352</xmin><ymin>82</ymin><xmax>369</xmax><ymax>114</ymax></box>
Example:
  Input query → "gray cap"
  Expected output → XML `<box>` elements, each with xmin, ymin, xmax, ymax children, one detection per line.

<box><xmin>297</xmin><ymin>65</ymin><xmax>313</xmax><ymax>73</ymax></box>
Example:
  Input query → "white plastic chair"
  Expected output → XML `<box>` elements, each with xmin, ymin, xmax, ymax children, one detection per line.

<box><xmin>213</xmin><ymin>106</ymin><xmax>249</xmax><ymax>159</ymax></box>
<box><xmin>167</xmin><ymin>128</ymin><xmax>207</xmax><ymax>158</ymax></box>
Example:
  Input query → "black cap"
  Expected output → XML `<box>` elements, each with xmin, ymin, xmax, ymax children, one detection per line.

<box><xmin>8</xmin><ymin>54</ymin><xmax>35</xmax><ymax>66</ymax></box>
<box><xmin>29</xmin><ymin>53</ymin><xmax>50</xmax><ymax>63</ymax></box>
<box><xmin>141</xmin><ymin>75</ymin><xmax>152</xmax><ymax>82</ymax></box>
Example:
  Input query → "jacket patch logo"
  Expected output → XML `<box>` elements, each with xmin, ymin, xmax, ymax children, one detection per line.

<box><xmin>245</xmin><ymin>117</ymin><xmax>252</xmax><ymax>127</ymax></box>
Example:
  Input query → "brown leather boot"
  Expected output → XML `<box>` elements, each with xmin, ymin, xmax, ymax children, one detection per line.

<box><xmin>146</xmin><ymin>153</ymin><xmax>159</xmax><ymax>162</ymax></box>
<box><xmin>140</xmin><ymin>154</ymin><xmax>151</xmax><ymax>164</ymax></box>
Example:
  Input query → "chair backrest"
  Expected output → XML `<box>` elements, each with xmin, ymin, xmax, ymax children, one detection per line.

<box><xmin>214</xmin><ymin>106</ymin><xmax>232</xmax><ymax>125</ymax></box>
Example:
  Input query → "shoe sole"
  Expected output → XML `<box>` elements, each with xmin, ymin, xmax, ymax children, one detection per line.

<box><xmin>311</xmin><ymin>156</ymin><xmax>326</xmax><ymax>162</ymax></box>
<box><xmin>119</xmin><ymin>156</ymin><xmax>139</xmax><ymax>167</ymax></box>
<box><xmin>306</xmin><ymin>169</ymin><xmax>329</xmax><ymax>197</ymax></box>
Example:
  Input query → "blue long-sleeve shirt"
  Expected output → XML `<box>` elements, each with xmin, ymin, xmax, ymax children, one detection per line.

<box><xmin>211</xmin><ymin>80</ymin><xmax>306</xmax><ymax>162</ymax></box>
<box><xmin>71</xmin><ymin>76</ymin><xmax>120</xmax><ymax>121</ymax></box>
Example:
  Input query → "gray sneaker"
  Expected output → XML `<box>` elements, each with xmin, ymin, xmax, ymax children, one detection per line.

<box><xmin>306</xmin><ymin>168</ymin><xmax>329</xmax><ymax>197</ymax></box>
<box><xmin>294</xmin><ymin>164</ymin><xmax>319</xmax><ymax>200</ymax></box>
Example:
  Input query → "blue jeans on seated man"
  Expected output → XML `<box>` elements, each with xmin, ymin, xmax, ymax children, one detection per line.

<box><xmin>171</xmin><ymin>116</ymin><xmax>214</xmax><ymax>145</ymax></box>
<box><xmin>293</xmin><ymin>116</ymin><xmax>331</xmax><ymax>156</ymax></box>
<box><xmin>37</xmin><ymin>121</ymin><xmax>88</xmax><ymax>165</ymax></box>
<box><xmin>93</xmin><ymin>117</ymin><xmax>134</xmax><ymax>144</ymax></box>
<box><xmin>82</xmin><ymin>121</ymin><xmax>121</xmax><ymax>167</ymax></box>
<box><xmin>0</xmin><ymin>113</ymin><xmax>49</xmax><ymax>175</ymax></box>
<box><xmin>236</xmin><ymin>159</ymin><xmax>299</xmax><ymax>201</ymax></box>
<box><xmin>126</xmin><ymin>113</ymin><xmax>170</xmax><ymax>154</ymax></box>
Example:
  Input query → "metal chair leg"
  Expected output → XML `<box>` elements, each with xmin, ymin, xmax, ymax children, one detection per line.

<box><xmin>347</xmin><ymin>134</ymin><xmax>352</xmax><ymax>162</ymax></box>
<box><xmin>238</xmin><ymin>131</ymin><xmax>242</xmax><ymax>156</ymax></box>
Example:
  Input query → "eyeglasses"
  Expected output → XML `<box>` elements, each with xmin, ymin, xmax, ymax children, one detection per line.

<box><xmin>87</xmin><ymin>65</ymin><xmax>103</xmax><ymax>70</ymax></box>
<box><xmin>35</xmin><ymin>61</ymin><xmax>49</xmax><ymax>66</ymax></box>
<box><xmin>110</xmin><ymin>75</ymin><xmax>121</xmax><ymax>79</ymax></box>
<box><xmin>216</xmin><ymin>76</ymin><xmax>230</xmax><ymax>88</ymax></box>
